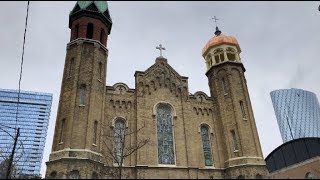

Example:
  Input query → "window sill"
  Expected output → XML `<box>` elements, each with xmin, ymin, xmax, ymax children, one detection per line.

<box><xmin>233</xmin><ymin>150</ymin><xmax>239</xmax><ymax>153</ymax></box>
<box><xmin>157</xmin><ymin>164</ymin><xmax>176</xmax><ymax>167</ymax></box>
<box><xmin>242</xmin><ymin>118</ymin><xmax>248</xmax><ymax>121</ymax></box>
<box><xmin>98</xmin><ymin>79</ymin><xmax>102</xmax><ymax>83</ymax></box>
<box><xmin>79</xmin><ymin>104</ymin><xmax>85</xmax><ymax>107</ymax></box>
<box><xmin>92</xmin><ymin>143</ymin><xmax>97</xmax><ymax>147</ymax></box>
<box><xmin>224</xmin><ymin>93</ymin><xmax>228</xmax><ymax>96</ymax></box>
<box><xmin>58</xmin><ymin>142</ymin><xmax>63</xmax><ymax>145</ymax></box>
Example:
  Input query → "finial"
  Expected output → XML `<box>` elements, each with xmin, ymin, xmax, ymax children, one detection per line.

<box><xmin>156</xmin><ymin>44</ymin><xmax>166</xmax><ymax>58</ymax></box>
<box><xmin>212</xmin><ymin>16</ymin><xmax>221</xmax><ymax>36</ymax></box>
<box><xmin>215</xmin><ymin>26</ymin><xmax>221</xmax><ymax>36</ymax></box>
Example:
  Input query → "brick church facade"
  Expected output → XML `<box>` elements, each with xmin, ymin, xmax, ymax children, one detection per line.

<box><xmin>45</xmin><ymin>1</ymin><xmax>269</xmax><ymax>179</ymax></box>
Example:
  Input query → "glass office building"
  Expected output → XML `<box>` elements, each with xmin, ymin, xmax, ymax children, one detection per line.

<box><xmin>270</xmin><ymin>88</ymin><xmax>320</xmax><ymax>143</ymax></box>
<box><xmin>0</xmin><ymin>89</ymin><xmax>52</xmax><ymax>177</ymax></box>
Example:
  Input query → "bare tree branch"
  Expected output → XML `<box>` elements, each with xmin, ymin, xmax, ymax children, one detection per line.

<box><xmin>102</xmin><ymin>122</ymin><xmax>150</xmax><ymax>179</ymax></box>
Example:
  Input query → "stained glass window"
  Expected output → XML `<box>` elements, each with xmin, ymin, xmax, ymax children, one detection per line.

<box><xmin>240</xmin><ymin>101</ymin><xmax>246</xmax><ymax>118</ymax></box>
<box><xmin>114</xmin><ymin>119</ymin><xmax>125</xmax><ymax>164</ymax></box>
<box><xmin>201</xmin><ymin>125</ymin><xmax>213</xmax><ymax>166</ymax></box>
<box><xmin>231</xmin><ymin>130</ymin><xmax>239</xmax><ymax>151</ymax></box>
<box><xmin>157</xmin><ymin>103</ymin><xmax>175</xmax><ymax>165</ymax></box>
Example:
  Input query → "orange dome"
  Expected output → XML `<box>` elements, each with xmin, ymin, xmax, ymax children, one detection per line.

<box><xmin>202</xmin><ymin>34</ymin><xmax>240</xmax><ymax>57</ymax></box>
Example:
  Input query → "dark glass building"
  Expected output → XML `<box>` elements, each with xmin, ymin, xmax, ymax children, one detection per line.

<box><xmin>270</xmin><ymin>88</ymin><xmax>320</xmax><ymax>143</ymax></box>
<box><xmin>0</xmin><ymin>89</ymin><xmax>52</xmax><ymax>177</ymax></box>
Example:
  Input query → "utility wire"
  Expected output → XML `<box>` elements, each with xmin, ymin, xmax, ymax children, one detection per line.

<box><xmin>6</xmin><ymin>2</ymin><xmax>30</xmax><ymax>179</ymax></box>
<box><xmin>15</xmin><ymin>1</ymin><xmax>30</xmax><ymax>130</ymax></box>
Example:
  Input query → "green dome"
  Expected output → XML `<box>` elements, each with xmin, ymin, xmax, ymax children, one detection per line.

<box><xmin>69</xmin><ymin>1</ymin><xmax>112</xmax><ymax>34</ymax></box>
<box><xmin>77</xmin><ymin>1</ymin><xmax>108</xmax><ymax>14</ymax></box>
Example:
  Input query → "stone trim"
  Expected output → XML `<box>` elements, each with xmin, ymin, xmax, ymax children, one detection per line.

<box><xmin>67</xmin><ymin>38</ymin><xmax>108</xmax><ymax>52</ymax></box>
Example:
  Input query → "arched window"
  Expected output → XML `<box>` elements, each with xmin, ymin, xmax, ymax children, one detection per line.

<box><xmin>86</xmin><ymin>23</ymin><xmax>94</xmax><ymax>39</ymax></box>
<box><xmin>200</xmin><ymin>125</ymin><xmax>213</xmax><ymax>166</ymax></box>
<box><xmin>69</xmin><ymin>170</ymin><xmax>80</xmax><ymax>179</ymax></box>
<box><xmin>75</xmin><ymin>24</ymin><xmax>79</xmax><ymax>39</ymax></box>
<box><xmin>240</xmin><ymin>101</ymin><xmax>246</xmax><ymax>118</ymax></box>
<box><xmin>226</xmin><ymin>47</ymin><xmax>236</xmax><ymax>61</ymax></box>
<box><xmin>93</xmin><ymin>121</ymin><xmax>98</xmax><ymax>145</ymax></box>
<box><xmin>59</xmin><ymin>119</ymin><xmax>65</xmax><ymax>143</ymax></box>
<box><xmin>256</xmin><ymin>174</ymin><xmax>263</xmax><ymax>179</ymax></box>
<box><xmin>98</xmin><ymin>62</ymin><xmax>102</xmax><ymax>80</ymax></box>
<box><xmin>305</xmin><ymin>172</ymin><xmax>317</xmax><ymax>179</ymax></box>
<box><xmin>49</xmin><ymin>171</ymin><xmax>57</xmax><ymax>179</ymax></box>
<box><xmin>69</xmin><ymin>58</ymin><xmax>74</xmax><ymax>77</ymax></box>
<box><xmin>231</xmin><ymin>130</ymin><xmax>239</xmax><ymax>151</ymax></box>
<box><xmin>100</xmin><ymin>28</ymin><xmax>105</xmax><ymax>44</ymax></box>
<box><xmin>114</xmin><ymin>118</ymin><xmax>125</xmax><ymax>164</ymax></box>
<box><xmin>206</xmin><ymin>56</ymin><xmax>211</xmax><ymax>68</ymax></box>
<box><xmin>214</xmin><ymin>48</ymin><xmax>224</xmax><ymax>64</ymax></box>
<box><xmin>222</xmin><ymin>77</ymin><xmax>228</xmax><ymax>95</ymax></box>
<box><xmin>156</xmin><ymin>103</ymin><xmax>175</xmax><ymax>165</ymax></box>
<box><xmin>92</xmin><ymin>171</ymin><xmax>98</xmax><ymax>179</ymax></box>
<box><xmin>79</xmin><ymin>84</ymin><xmax>86</xmax><ymax>105</ymax></box>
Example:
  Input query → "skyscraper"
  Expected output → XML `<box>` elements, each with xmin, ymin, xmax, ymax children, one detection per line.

<box><xmin>0</xmin><ymin>89</ymin><xmax>52</xmax><ymax>177</ymax></box>
<box><xmin>270</xmin><ymin>88</ymin><xmax>320</xmax><ymax>143</ymax></box>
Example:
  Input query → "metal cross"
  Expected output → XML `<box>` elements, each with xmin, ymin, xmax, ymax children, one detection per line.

<box><xmin>212</xmin><ymin>16</ymin><xmax>219</xmax><ymax>27</ymax></box>
<box><xmin>156</xmin><ymin>44</ymin><xmax>166</xmax><ymax>57</ymax></box>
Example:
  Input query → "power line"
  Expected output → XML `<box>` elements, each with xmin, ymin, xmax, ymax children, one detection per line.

<box><xmin>6</xmin><ymin>1</ymin><xmax>30</xmax><ymax>179</ymax></box>
<box><xmin>15</xmin><ymin>1</ymin><xmax>30</xmax><ymax>130</ymax></box>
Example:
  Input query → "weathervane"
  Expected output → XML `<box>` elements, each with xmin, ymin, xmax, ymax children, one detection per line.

<box><xmin>156</xmin><ymin>44</ymin><xmax>166</xmax><ymax>57</ymax></box>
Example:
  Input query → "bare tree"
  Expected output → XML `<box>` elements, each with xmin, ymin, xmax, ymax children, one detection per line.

<box><xmin>102</xmin><ymin>121</ymin><xmax>150</xmax><ymax>179</ymax></box>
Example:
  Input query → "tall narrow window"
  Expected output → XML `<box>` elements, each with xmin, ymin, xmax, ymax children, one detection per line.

<box><xmin>86</xmin><ymin>23</ymin><xmax>94</xmax><ymax>39</ymax></box>
<box><xmin>114</xmin><ymin>119</ymin><xmax>125</xmax><ymax>164</ymax></box>
<box><xmin>59</xmin><ymin>119</ymin><xmax>65</xmax><ymax>143</ymax></box>
<box><xmin>75</xmin><ymin>24</ymin><xmax>79</xmax><ymax>39</ymax></box>
<box><xmin>240</xmin><ymin>101</ymin><xmax>246</xmax><ymax>118</ymax></box>
<box><xmin>98</xmin><ymin>62</ymin><xmax>102</xmax><ymax>80</ymax></box>
<box><xmin>231</xmin><ymin>130</ymin><xmax>239</xmax><ymax>151</ymax></box>
<box><xmin>214</xmin><ymin>48</ymin><xmax>224</xmax><ymax>63</ymax></box>
<box><xmin>100</xmin><ymin>29</ymin><xmax>105</xmax><ymax>44</ymax></box>
<box><xmin>156</xmin><ymin>103</ymin><xmax>175</xmax><ymax>165</ymax></box>
<box><xmin>69</xmin><ymin>58</ymin><xmax>74</xmax><ymax>77</ymax></box>
<box><xmin>93</xmin><ymin>121</ymin><xmax>98</xmax><ymax>145</ymax></box>
<box><xmin>226</xmin><ymin>47</ymin><xmax>236</xmax><ymax>61</ymax></box>
<box><xmin>80</xmin><ymin>84</ymin><xmax>86</xmax><ymax>105</ymax></box>
<box><xmin>222</xmin><ymin>78</ymin><xmax>228</xmax><ymax>94</ymax></box>
<box><xmin>200</xmin><ymin>125</ymin><xmax>213</xmax><ymax>166</ymax></box>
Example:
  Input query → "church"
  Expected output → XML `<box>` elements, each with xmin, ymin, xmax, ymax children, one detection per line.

<box><xmin>46</xmin><ymin>1</ymin><xmax>269</xmax><ymax>179</ymax></box>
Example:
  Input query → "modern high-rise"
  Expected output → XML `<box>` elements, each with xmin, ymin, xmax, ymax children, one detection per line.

<box><xmin>270</xmin><ymin>88</ymin><xmax>320</xmax><ymax>143</ymax></box>
<box><xmin>0</xmin><ymin>89</ymin><xmax>52</xmax><ymax>178</ymax></box>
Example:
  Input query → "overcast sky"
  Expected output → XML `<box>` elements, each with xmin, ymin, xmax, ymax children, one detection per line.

<box><xmin>0</xmin><ymin>1</ymin><xmax>319</xmax><ymax>177</ymax></box>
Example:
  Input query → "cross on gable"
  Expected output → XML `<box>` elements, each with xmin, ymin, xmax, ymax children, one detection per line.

<box><xmin>156</xmin><ymin>44</ymin><xmax>166</xmax><ymax>57</ymax></box>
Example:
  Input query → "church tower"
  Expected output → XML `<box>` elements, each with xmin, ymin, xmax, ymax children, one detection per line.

<box><xmin>202</xmin><ymin>27</ymin><xmax>269</xmax><ymax>178</ymax></box>
<box><xmin>45</xmin><ymin>1</ymin><xmax>112</xmax><ymax>179</ymax></box>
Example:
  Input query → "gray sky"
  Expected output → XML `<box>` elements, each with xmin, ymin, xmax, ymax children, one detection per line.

<box><xmin>0</xmin><ymin>1</ymin><xmax>319</xmax><ymax>177</ymax></box>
